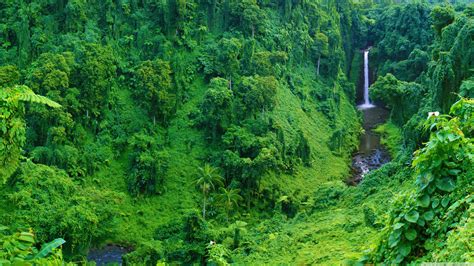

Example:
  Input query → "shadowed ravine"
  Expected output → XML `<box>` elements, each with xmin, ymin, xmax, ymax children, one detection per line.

<box><xmin>348</xmin><ymin>49</ymin><xmax>390</xmax><ymax>185</ymax></box>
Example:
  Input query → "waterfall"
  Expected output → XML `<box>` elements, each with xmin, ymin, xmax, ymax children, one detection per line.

<box><xmin>363</xmin><ymin>50</ymin><xmax>370</xmax><ymax>105</ymax></box>
<box><xmin>358</xmin><ymin>49</ymin><xmax>375</xmax><ymax>109</ymax></box>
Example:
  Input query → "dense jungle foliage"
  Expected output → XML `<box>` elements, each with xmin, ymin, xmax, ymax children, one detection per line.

<box><xmin>0</xmin><ymin>0</ymin><xmax>472</xmax><ymax>265</ymax></box>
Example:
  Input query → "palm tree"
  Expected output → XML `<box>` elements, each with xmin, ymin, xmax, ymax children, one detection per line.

<box><xmin>217</xmin><ymin>187</ymin><xmax>242</xmax><ymax>222</ymax></box>
<box><xmin>195</xmin><ymin>164</ymin><xmax>223</xmax><ymax>220</ymax></box>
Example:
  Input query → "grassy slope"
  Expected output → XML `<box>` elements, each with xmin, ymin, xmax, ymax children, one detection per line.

<box><xmin>265</xmin><ymin>70</ymin><xmax>352</xmax><ymax>196</ymax></box>
<box><xmin>233</xmin><ymin>162</ymin><xmax>415</xmax><ymax>265</ymax></box>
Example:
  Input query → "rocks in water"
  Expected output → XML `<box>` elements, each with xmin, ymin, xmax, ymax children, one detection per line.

<box><xmin>349</xmin><ymin>105</ymin><xmax>390</xmax><ymax>186</ymax></box>
<box><xmin>87</xmin><ymin>245</ymin><xmax>130</xmax><ymax>266</ymax></box>
<box><xmin>348</xmin><ymin>148</ymin><xmax>390</xmax><ymax>185</ymax></box>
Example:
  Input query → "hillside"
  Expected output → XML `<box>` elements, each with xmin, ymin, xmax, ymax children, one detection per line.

<box><xmin>0</xmin><ymin>0</ymin><xmax>472</xmax><ymax>265</ymax></box>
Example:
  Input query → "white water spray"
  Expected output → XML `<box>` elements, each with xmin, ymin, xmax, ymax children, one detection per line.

<box><xmin>358</xmin><ymin>49</ymin><xmax>375</xmax><ymax>110</ymax></box>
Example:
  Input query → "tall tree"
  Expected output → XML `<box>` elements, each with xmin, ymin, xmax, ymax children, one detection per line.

<box><xmin>239</xmin><ymin>75</ymin><xmax>278</xmax><ymax>116</ymax></box>
<box><xmin>134</xmin><ymin>58</ymin><xmax>174</xmax><ymax>125</ymax></box>
<box><xmin>76</xmin><ymin>44</ymin><xmax>116</xmax><ymax>124</ymax></box>
<box><xmin>312</xmin><ymin>32</ymin><xmax>329</xmax><ymax>76</ymax></box>
<box><xmin>200</xmin><ymin>77</ymin><xmax>233</xmax><ymax>140</ymax></box>
<box><xmin>195</xmin><ymin>164</ymin><xmax>223</xmax><ymax>220</ymax></box>
<box><xmin>217</xmin><ymin>187</ymin><xmax>242</xmax><ymax>222</ymax></box>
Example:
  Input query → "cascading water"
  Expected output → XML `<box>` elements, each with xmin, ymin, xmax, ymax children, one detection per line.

<box><xmin>358</xmin><ymin>49</ymin><xmax>375</xmax><ymax>110</ymax></box>
<box><xmin>348</xmin><ymin>48</ymin><xmax>390</xmax><ymax>185</ymax></box>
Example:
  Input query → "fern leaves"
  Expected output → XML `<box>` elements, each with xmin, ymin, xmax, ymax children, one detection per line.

<box><xmin>17</xmin><ymin>90</ymin><xmax>61</xmax><ymax>108</ymax></box>
<box><xmin>2</xmin><ymin>85</ymin><xmax>61</xmax><ymax>108</ymax></box>
<box><xmin>0</xmin><ymin>85</ymin><xmax>60</xmax><ymax>184</ymax></box>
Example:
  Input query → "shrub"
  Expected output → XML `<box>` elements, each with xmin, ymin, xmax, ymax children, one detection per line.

<box><xmin>127</xmin><ymin>133</ymin><xmax>169</xmax><ymax>196</ymax></box>
<box><xmin>368</xmin><ymin>98</ymin><xmax>473</xmax><ymax>264</ymax></box>
<box><xmin>5</xmin><ymin>162</ymin><xmax>121</xmax><ymax>252</ymax></box>
<box><xmin>312</xmin><ymin>182</ymin><xmax>346</xmax><ymax>211</ymax></box>
<box><xmin>123</xmin><ymin>240</ymin><xmax>164</xmax><ymax>265</ymax></box>
<box><xmin>0</xmin><ymin>227</ymin><xmax>69</xmax><ymax>265</ymax></box>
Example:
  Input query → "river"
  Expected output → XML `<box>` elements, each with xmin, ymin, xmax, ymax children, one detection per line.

<box><xmin>347</xmin><ymin>49</ymin><xmax>390</xmax><ymax>185</ymax></box>
<box><xmin>87</xmin><ymin>245</ymin><xmax>129</xmax><ymax>265</ymax></box>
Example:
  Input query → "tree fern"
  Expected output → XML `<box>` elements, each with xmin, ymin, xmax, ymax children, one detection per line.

<box><xmin>10</xmin><ymin>85</ymin><xmax>61</xmax><ymax>108</ymax></box>
<box><xmin>0</xmin><ymin>85</ymin><xmax>60</xmax><ymax>184</ymax></box>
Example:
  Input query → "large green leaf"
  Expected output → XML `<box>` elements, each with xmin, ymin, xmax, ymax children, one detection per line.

<box><xmin>18</xmin><ymin>232</ymin><xmax>35</xmax><ymax>243</ymax></box>
<box><xmin>424</xmin><ymin>210</ymin><xmax>435</xmax><ymax>221</ymax></box>
<box><xmin>388</xmin><ymin>231</ymin><xmax>401</xmax><ymax>248</ymax></box>
<box><xmin>446</xmin><ymin>133</ymin><xmax>460</xmax><ymax>142</ymax></box>
<box><xmin>404</xmin><ymin>210</ymin><xmax>419</xmax><ymax>223</ymax></box>
<box><xmin>435</xmin><ymin>178</ymin><xmax>456</xmax><ymax>192</ymax></box>
<box><xmin>417</xmin><ymin>173</ymin><xmax>433</xmax><ymax>190</ymax></box>
<box><xmin>393</xmin><ymin>222</ymin><xmax>405</xmax><ymax>230</ymax></box>
<box><xmin>395</xmin><ymin>254</ymin><xmax>404</xmax><ymax>264</ymax></box>
<box><xmin>417</xmin><ymin>194</ymin><xmax>430</xmax><ymax>208</ymax></box>
<box><xmin>404</xmin><ymin>228</ymin><xmax>417</xmax><ymax>241</ymax></box>
<box><xmin>33</xmin><ymin>238</ymin><xmax>66</xmax><ymax>259</ymax></box>
<box><xmin>447</xmin><ymin>169</ymin><xmax>461</xmax><ymax>176</ymax></box>
<box><xmin>441</xmin><ymin>197</ymin><xmax>450</xmax><ymax>208</ymax></box>
<box><xmin>399</xmin><ymin>242</ymin><xmax>412</xmax><ymax>257</ymax></box>
<box><xmin>14</xmin><ymin>85</ymin><xmax>61</xmax><ymax>108</ymax></box>
<box><xmin>417</xmin><ymin>218</ymin><xmax>425</xmax><ymax>226</ymax></box>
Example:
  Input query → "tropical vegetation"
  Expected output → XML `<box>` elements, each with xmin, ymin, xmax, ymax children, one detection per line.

<box><xmin>0</xmin><ymin>0</ymin><xmax>472</xmax><ymax>264</ymax></box>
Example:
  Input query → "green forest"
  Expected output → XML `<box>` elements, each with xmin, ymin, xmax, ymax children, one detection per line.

<box><xmin>0</xmin><ymin>0</ymin><xmax>473</xmax><ymax>265</ymax></box>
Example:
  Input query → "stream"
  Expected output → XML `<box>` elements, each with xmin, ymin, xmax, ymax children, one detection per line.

<box><xmin>347</xmin><ymin>49</ymin><xmax>390</xmax><ymax>185</ymax></box>
<box><xmin>87</xmin><ymin>245</ymin><xmax>129</xmax><ymax>266</ymax></box>
<box><xmin>348</xmin><ymin>106</ymin><xmax>390</xmax><ymax>185</ymax></box>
